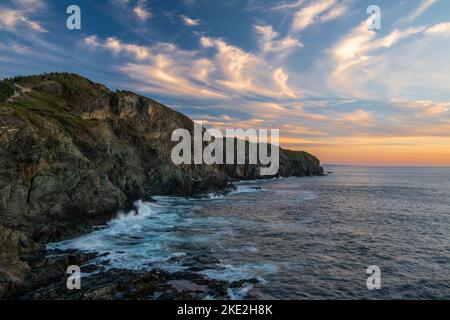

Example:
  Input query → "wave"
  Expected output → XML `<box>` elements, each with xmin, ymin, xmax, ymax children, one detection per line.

<box><xmin>46</xmin><ymin>182</ymin><xmax>273</xmax><ymax>298</ymax></box>
<box><xmin>151</xmin><ymin>183</ymin><xmax>265</xmax><ymax>202</ymax></box>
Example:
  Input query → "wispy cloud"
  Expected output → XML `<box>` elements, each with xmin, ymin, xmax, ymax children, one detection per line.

<box><xmin>254</xmin><ymin>25</ymin><xmax>303</xmax><ymax>55</ymax></box>
<box><xmin>291</xmin><ymin>0</ymin><xmax>350</xmax><ymax>32</ymax></box>
<box><xmin>271</xmin><ymin>0</ymin><xmax>306</xmax><ymax>11</ymax></box>
<box><xmin>0</xmin><ymin>40</ymin><xmax>31</xmax><ymax>54</ymax></box>
<box><xmin>84</xmin><ymin>35</ymin><xmax>225</xmax><ymax>99</ymax></box>
<box><xmin>83</xmin><ymin>31</ymin><xmax>301</xmax><ymax>101</ymax></box>
<box><xmin>111</xmin><ymin>0</ymin><xmax>151</xmax><ymax>22</ymax></box>
<box><xmin>191</xmin><ymin>58</ymin><xmax>215</xmax><ymax>82</ymax></box>
<box><xmin>200</xmin><ymin>36</ymin><xmax>299</xmax><ymax>99</ymax></box>
<box><xmin>426</xmin><ymin>22</ymin><xmax>450</xmax><ymax>36</ymax></box>
<box><xmin>397</xmin><ymin>0</ymin><xmax>438</xmax><ymax>25</ymax></box>
<box><xmin>180</xmin><ymin>15</ymin><xmax>200</xmax><ymax>26</ymax></box>
<box><xmin>0</xmin><ymin>7</ymin><xmax>47</xmax><ymax>32</ymax></box>
<box><xmin>12</xmin><ymin>0</ymin><xmax>45</xmax><ymax>9</ymax></box>
<box><xmin>341</xmin><ymin>109</ymin><xmax>374</xmax><ymax>126</ymax></box>
<box><xmin>133</xmin><ymin>0</ymin><xmax>151</xmax><ymax>21</ymax></box>
<box><xmin>391</xmin><ymin>100</ymin><xmax>450</xmax><ymax>117</ymax></box>
<box><xmin>120</xmin><ymin>62</ymin><xmax>227</xmax><ymax>99</ymax></box>
<box><xmin>84</xmin><ymin>35</ymin><xmax>151</xmax><ymax>60</ymax></box>
<box><xmin>329</xmin><ymin>20</ymin><xmax>426</xmax><ymax>98</ymax></box>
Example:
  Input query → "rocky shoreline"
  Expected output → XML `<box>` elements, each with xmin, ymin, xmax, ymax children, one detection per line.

<box><xmin>14</xmin><ymin>249</ymin><xmax>259</xmax><ymax>300</ymax></box>
<box><xmin>0</xmin><ymin>73</ymin><xmax>323</xmax><ymax>299</ymax></box>
<box><xmin>10</xmin><ymin>192</ymin><xmax>261</xmax><ymax>300</ymax></box>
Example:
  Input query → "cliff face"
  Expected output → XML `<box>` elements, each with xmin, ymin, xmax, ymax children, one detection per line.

<box><xmin>0</xmin><ymin>73</ymin><xmax>323</xmax><ymax>296</ymax></box>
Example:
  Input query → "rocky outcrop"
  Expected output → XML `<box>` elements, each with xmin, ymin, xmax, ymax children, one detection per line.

<box><xmin>0</xmin><ymin>73</ymin><xmax>323</xmax><ymax>298</ymax></box>
<box><xmin>14</xmin><ymin>250</ymin><xmax>257</xmax><ymax>300</ymax></box>
<box><xmin>0</xmin><ymin>225</ymin><xmax>35</xmax><ymax>297</ymax></box>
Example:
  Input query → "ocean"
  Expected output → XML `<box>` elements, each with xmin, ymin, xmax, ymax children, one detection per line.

<box><xmin>49</xmin><ymin>166</ymin><xmax>450</xmax><ymax>299</ymax></box>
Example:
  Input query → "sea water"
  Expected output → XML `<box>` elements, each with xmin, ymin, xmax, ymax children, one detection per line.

<box><xmin>49</xmin><ymin>166</ymin><xmax>450</xmax><ymax>299</ymax></box>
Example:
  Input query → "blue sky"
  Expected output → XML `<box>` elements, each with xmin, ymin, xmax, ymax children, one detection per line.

<box><xmin>1</xmin><ymin>0</ymin><xmax>450</xmax><ymax>165</ymax></box>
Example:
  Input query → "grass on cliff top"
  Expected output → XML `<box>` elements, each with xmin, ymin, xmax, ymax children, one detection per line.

<box><xmin>1</xmin><ymin>72</ymin><xmax>110</xmax><ymax>102</ymax></box>
<box><xmin>5</xmin><ymin>72</ymin><xmax>105</xmax><ymax>89</ymax></box>
<box><xmin>0</xmin><ymin>73</ymin><xmax>111</xmax><ymax>139</ymax></box>
<box><xmin>0</xmin><ymin>75</ymin><xmax>53</xmax><ymax>102</ymax></box>
<box><xmin>0</xmin><ymin>88</ymin><xmax>98</xmax><ymax>134</ymax></box>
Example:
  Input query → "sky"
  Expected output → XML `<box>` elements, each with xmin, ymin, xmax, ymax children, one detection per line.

<box><xmin>1</xmin><ymin>0</ymin><xmax>450</xmax><ymax>166</ymax></box>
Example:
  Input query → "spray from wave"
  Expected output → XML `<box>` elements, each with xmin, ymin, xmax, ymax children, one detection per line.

<box><xmin>47</xmin><ymin>182</ymin><xmax>279</xmax><ymax>298</ymax></box>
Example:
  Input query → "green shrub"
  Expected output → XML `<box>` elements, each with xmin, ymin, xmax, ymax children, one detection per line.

<box><xmin>0</xmin><ymin>80</ymin><xmax>15</xmax><ymax>102</ymax></box>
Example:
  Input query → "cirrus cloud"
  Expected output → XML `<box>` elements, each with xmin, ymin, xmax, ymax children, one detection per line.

<box><xmin>0</xmin><ymin>7</ymin><xmax>47</xmax><ymax>32</ymax></box>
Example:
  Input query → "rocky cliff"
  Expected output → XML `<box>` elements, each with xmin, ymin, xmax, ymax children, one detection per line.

<box><xmin>0</xmin><ymin>73</ymin><xmax>323</xmax><ymax>297</ymax></box>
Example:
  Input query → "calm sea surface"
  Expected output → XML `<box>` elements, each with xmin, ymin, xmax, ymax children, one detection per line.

<box><xmin>50</xmin><ymin>166</ymin><xmax>450</xmax><ymax>299</ymax></box>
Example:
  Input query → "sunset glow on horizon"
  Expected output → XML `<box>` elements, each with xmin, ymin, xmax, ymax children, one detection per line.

<box><xmin>279</xmin><ymin>133</ymin><xmax>450</xmax><ymax>166</ymax></box>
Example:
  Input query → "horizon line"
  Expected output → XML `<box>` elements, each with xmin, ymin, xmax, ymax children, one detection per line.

<box><xmin>322</xmin><ymin>163</ymin><xmax>450</xmax><ymax>168</ymax></box>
